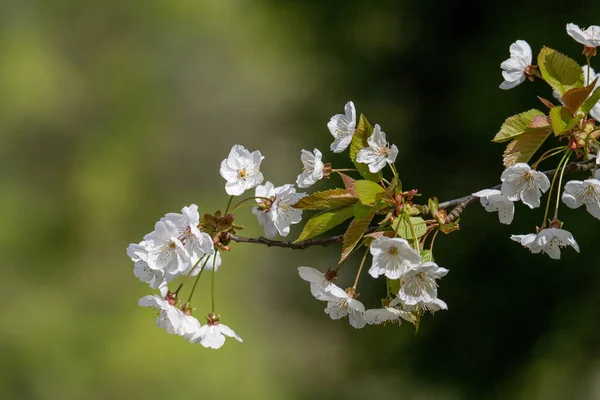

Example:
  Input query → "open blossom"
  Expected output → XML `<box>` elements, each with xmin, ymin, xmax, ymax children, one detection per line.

<box><xmin>252</xmin><ymin>182</ymin><xmax>305</xmax><ymax>238</ymax></box>
<box><xmin>511</xmin><ymin>228</ymin><xmax>580</xmax><ymax>260</ymax></box>
<box><xmin>143</xmin><ymin>220</ymin><xmax>190</xmax><ymax>274</ymax></box>
<box><xmin>364</xmin><ymin>305</ymin><xmax>414</xmax><ymax>326</ymax></box>
<box><xmin>584</xmin><ymin>66</ymin><xmax>600</xmax><ymax>121</ymax></box>
<box><xmin>296</xmin><ymin>148</ymin><xmax>325</xmax><ymax>188</ymax></box>
<box><xmin>472</xmin><ymin>189</ymin><xmax>515</xmax><ymax>224</ymax></box>
<box><xmin>562</xmin><ymin>178</ymin><xmax>600</xmax><ymax>219</ymax></box>
<box><xmin>500</xmin><ymin>40</ymin><xmax>533</xmax><ymax>90</ymax></box>
<box><xmin>368</xmin><ymin>237</ymin><xmax>422</xmax><ymax>280</ymax></box>
<box><xmin>396</xmin><ymin>262</ymin><xmax>448</xmax><ymax>312</ymax></box>
<box><xmin>162</xmin><ymin>204</ymin><xmax>215</xmax><ymax>264</ymax></box>
<box><xmin>500</xmin><ymin>163</ymin><xmax>550</xmax><ymax>208</ymax></box>
<box><xmin>327</xmin><ymin>101</ymin><xmax>356</xmax><ymax>153</ymax></box>
<box><xmin>356</xmin><ymin>124</ymin><xmax>398</xmax><ymax>173</ymax></box>
<box><xmin>138</xmin><ymin>295</ymin><xmax>201</xmax><ymax>337</ymax></box>
<box><xmin>220</xmin><ymin>145</ymin><xmax>264</xmax><ymax>196</ymax></box>
<box><xmin>297</xmin><ymin>266</ymin><xmax>336</xmax><ymax>301</ymax></box>
<box><xmin>189</xmin><ymin>318</ymin><xmax>242</xmax><ymax>349</ymax></box>
<box><xmin>324</xmin><ymin>284</ymin><xmax>367</xmax><ymax>329</ymax></box>
<box><xmin>566</xmin><ymin>23</ymin><xmax>600</xmax><ymax>55</ymax></box>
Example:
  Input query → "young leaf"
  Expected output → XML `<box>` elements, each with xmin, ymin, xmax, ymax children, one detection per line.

<box><xmin>350</xmin><ymin>114</ymin><xmax>382</xmax><ymax>182</ymax></box>
<box><xmin>293</xmin><ymin>189</ymin><xmax>357</xmax><ymax>210</ymax></box>
<box><xmin>392</xmin><ymin>216</ymin><xmax>427</xmax><ymax>240</ymax></box>
<box><xmin>502</xmin><ymin>129</ymin><xmax>552</xmax><ymax>167</ymax></box>
<box><xmin>492</xmin><ymin>109</ymin><xmax>547</xmax><ymax>143</ymax></box>
<box><xmin>549</xmin><ymin>106</ymin><xmax>580</xmax><ymax>135</ymax></box>
<box><xmin>340</xmin><ymin>210</ymin><xmax>375</xmax><ymax>263</ymax></box>
<box><xmin>355</xmin><ymin>180</ymin><xmax>385</xmax><ymax>205</ymax></box>
<box><xmin>440</xmin><ymin>220</ymin><xmax>460</xmax><ymax>234</ymax></box>
<box><xmin>354</xmin><ymin>202</ymin><xmax>374</xmax><ymax>221</ymax></box>
<box><xmin>582</xmin><ymin>85</ymin><xmax>600</xmax><ymax>115</ymax></box>
<box><xmin>295</xmin><ymin>207</ymin><xmax>355</xmax><ymax>242</ymax></box>
<box><xmin>537</xmin><ymin>47</ymin><xmax>584</xmax><ymax>96</ymax></box>
<box><xmin>337</xmin><ymin>172</ymin><xmax>357</xmax><ymax>196</ymax></box>
<box><xmin>428</xmin><ymin>197</ymin><xmax>439</xmax><ymax>218</ymax></box>
<box><xmin>562</xmin><ymin>77</ymin><xmax>598</xmax><ymax>112</ymax></box>
<box><xmin>421</xmin><ymin>249</ymin><xmax>434</xmax><ymax>263</ymax></box>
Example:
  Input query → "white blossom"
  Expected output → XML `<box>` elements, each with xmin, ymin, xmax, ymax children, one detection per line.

<box><xmin>252</xmin><ymin>182</ymin><xmax>305</xmax><ymax>238</ymax></box>
<box><xmin>220</xmin><ymin>144</ymin><xmax>264</xmax><ymax>196</ymax></box>
<box><xmin>500</xmin><ymin>163</ymin><xmax>550</xmax><ymax>208</ymax></box>
<box><xmin>500</xmin><ymin>40</ymin><xmax>532</xmax><ymax>90</ymax></box>
<box><xmin>511</xmin><ymin>228</ymin><xmax>580</xmax><ymax>259</ymax></box>
<box><xmin>472</xmin><ymin>189</ymin><xmax>515</xmax><ymax>224</ymax></box>
<box><xmin>296</xmin><ymin>148</ymin><xmax>325</xmax><ymax>188</ymax></box>
<box><xmin>368</xmin><ymin>237</ymin><xmax>422</xmax><ymax>280</ymax></box>
<box><xmin>396</xmin><ymin>262</ymin><xmax>448</xmax><ymax>312</ymax></box>
<box><xmin>138</xmin><ymin>295</ymin><xmax>201</xmax><ymax>337</ymax></box>
<box><xmin>162</xmin><ymin>204</ymin><xmax>215</xmax><ymax>265</ymax></box>
<box><xmin>189</xmin><ymin>321</ymin><xmax>242</xmax><ymax>349</ymax></box>
<box><xmin>364</xmin><ymin>306</ymin><xmax>414</xmax><ymax>326</ymax></box>
<box><xmin>562</xmin><ymin>178</ymin><xmax>600</xmax><ymax>219</ymax></box>
<box><xmin>324</xmin><ymin>285</ymin><xmax>367</xmax><ymax>329</ymax></box>
<box><xmin>566</xmin><ymin>23</ymin><xmax>600</xmax><ymax>48</ymax></box>
<box><xmin>297</xmin><ymin>266</ymin><xmax>336</xmax><ymax>301</ymax></box>
<box><xmin>143</xmin><ymin>220</ymin><xmax>190</xmax><ymax>275</ymax></box>
<box><xmin>327</xmin><ymin>101</ymin><xmax>356</xmax><ymax>153</ymax></box>
<box><xmin>356</xmin><ymin>124</ymin><xmax>398</xmax><ymax>173</ymax></box>
<box><xmin>584</xmin><ymin>66</ymin><xmax>600</xmax><ymax>121</ymax></box>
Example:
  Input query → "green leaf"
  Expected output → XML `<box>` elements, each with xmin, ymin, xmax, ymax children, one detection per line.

<box><xmin>492</xmin><ymin>109</ymin><xmax>548</xmax><ymax>143</ymax></box>
<box><xmin>387</xmin><ymin>277</ymin><xmax>400</xmax><ymax>296</ymax></box>
<box><xmin>350</xmin><ymin>114</ymin><xmax>383</xmax><ymax>182</ymax></box>
<box><xmin>353</xmin><ymin>202</ymin><xmax>374</xmax><ymax>221</ymax></box>
<box><xmin>582</xmin><ymin>85</ymin><xmax>600</xmax><ymax>115</ymax></box>
<box><xmin>428</xmin><ymin>198</ymin><xmax>439</xmax><ymax>218</ymax></box>
<box><xmin>538</xmin><ymin>47</ymin><xmax>584</xmax><ymax>96</ymax></box>
<box><xmin>293</xmin><ymin>189</ymin><xmax>357</xmax><ymax>210</ymax></box>
<box><xmin>336</xmin><ymin>172</ymin><xmax>357</xmax><ymax>196</ymax></box>
<box><xmin>355</xmin><ymin>180</ymin><xmax>385</xmax><ymax>205</ymax></box>
<box><xmin>340</xmin><ymin>210</ymin><xmax>375</xmax><ymax>263</ymax></box>
<box><xmin>440</xmin><ymin>220</ymin><xmax>460</xmax><ymax>234</ymax></box>
<box><xmin>561</xmin><ymin>77</ymin><xmax>598</xmax><ymax>111</ymax></box>
<box><xmin>549</xmin><ymin>106</ymin><xmax>580</xmax><ymax>135</ymax></box>
<box><xmin>420</xmin><ymin>249</ymin><xmax>434</xmax><ymax>263</ymax></box>
<box><xmin>295</xmin><ymin>207</ymin><xmax>355</xmax><ymax>242</ymax></box>
<box><xmin>502</xmin><ymin>129</ymin><xmax>552</xmax><ymax>167</ymax></box>
<box><xmin>392</xmin><ymin>216</ymin><xmax>427</xmax><ymax>240</ymax></box>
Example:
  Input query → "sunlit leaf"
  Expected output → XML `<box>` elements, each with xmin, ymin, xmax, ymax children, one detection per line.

<box><xmin>538</xmin><ymin>47</ymin><xmax>584</xmax><ymax>96</ymax></box>
<box><xmin>293</xmin><ymin>189</ymin><xmax>357</xmax><ymax>210</ymax></box>
<box><xmin>502</xmin><ymin>129</ymin><xmax>552</xmax><ymax>167</ymax></box>
<box><xmin>492</xmin><ymin>109</ymin><xmax>548</xmax><ymax>143</ymax></box>
<box><xmin>295</xmin><ymin>207</ymin><xmax>355</xmax><ymax>242</ymax></box>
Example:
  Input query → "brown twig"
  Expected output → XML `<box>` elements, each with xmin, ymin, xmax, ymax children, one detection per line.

<box><xmin>227</xmin><ymin>159</ymin><xmax>594</xmax><ymax>249</ymax></box>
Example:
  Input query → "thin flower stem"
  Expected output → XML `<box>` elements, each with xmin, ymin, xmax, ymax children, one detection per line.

<box><xmin>531</xmin><ymin>146</ymin><xmax>567</xmax><ymax>169</ymax></box>
<box><xmin>186</xmin><ymin>256</ymin><xmax>211</xmax><ymax>304</ymax></box>
<box><xmin>405</xmin><ymin>212</ymin><xmax>420</xmax><ymax>252</ymax></box>
<box><xmin>429</xmin><ymin>229</ymin><xmax>440</xmax><ymax>253</ymax></box>
<box><xmin>390</xmin><ymin>163</ymin><xmax>399</xmax><ymax>179</ymax></box>
<box><xmin>553</xmin><ymin>151</ymin><xmax>572</xmax><ymax>220</ymax></box>
<box><xmin>175</xmin><ymin>255</ymin><xmax>207</xmax><ymax>295</ymax></box>
<box><xmin>333</xmin><ymin>168</ymin><xmax>358</xmax><ymax>172</ymax></box>
<box><xmin>352</xmin><ymin>248</ymin><xmax>370</xmax><ymax>290</ymax></box>
<box><xmin>230</xmin><ymin>196</ymin><xmax>271</xmax><ymax>213</ymax></box>
<box><xmin>224</xmin><ymin>195</ymin><xmax>234</xmax><ymax>215</ymax></box>
<box><xmin>211</xmin><ymin>252</ymin><xmax>218</xmax><ymax>314</ymax></box>
<box><xmin>386</xmin><ymin>278</ymin><xmax>391</xmax><ymax>298</ymax></box>
<box><xmin>542</xmin><ymin>151</ymin><xmax>571</xmax><ymax>227</ymax></box>
<box><xmin>587</xmin><ymin>56</ymin><xmax>591</xmax><ymax>87</ymax></box>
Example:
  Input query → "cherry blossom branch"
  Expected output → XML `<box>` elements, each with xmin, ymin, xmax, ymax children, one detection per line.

<box><xmin>227</xmin><ymin>159</ymin><xmax>594</xmax><ymax>249</ymax></box>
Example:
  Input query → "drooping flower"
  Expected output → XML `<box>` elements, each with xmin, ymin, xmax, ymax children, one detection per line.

<box><xmin>500</xmin><ymin>163</ymin><xmax>550</xmax><ymax>208</ymax></box>
<box><xmin>252</xmin><ymin>182</ymin><xmax>305</xmax><ymax>238</ymax></box>
<box><xmin>356</xmin><ymin>124</ymin><xmax>398</xmax><ymax>173</ymax></box>
<box><xmin>368</xmin><ymin>237</ymin><xmax>422</xmax><ymax>280</ymax></box>
<box><xmin>143</xmin><ymin>220</ymin><xmax>190</xmax><ymax>274</ymax></box>
<box><xmin>324</xmin><ymin>285</ymin><xmax>367</xmax><ymax>329</ymax></box>
<box><xmin>472</xmin><ymin>189</ymin><xmax>515</xmax><ymax>224</ymax></box>
<box><xmin>562</xmin><ymin>178</ymin><xmax>600</xmax><ymax>219</ymax></box>
<box><xmin>220</xmin><ymin>145</ymin><xmax>265</xmax><ymax>196</ymax></box>
<box><xmin>396</xmin><ymin>262</ymin><xmax>449</xmax><ymax>312</ymax></box>
<box><xmin>364</xmin><ymin>305</ymin><xmax>414</xmax><ymax>326</ymax></box>
<box><xmin>296</xmin><ymin>148</ymin><xmax>325</xmax><ymax>188</ymax></box>
<box><xmin>162</xmin><ymin>204</ymin><xmax>215</xmax><ymax>264</ymax></box>
<box><xmin>189</xmin><ymin>315</ymin><xmax>242</xmax><ymax>349</ymax></box>
<box><xmin>511</xmin><ymin>228</ymin><xmax>580</xmax><ymax>259</ymax></box>
<box><xmin>138</xmin><ymin>295</ymin><xmax>201</xmax><ymax>337</ymax></box>
<box><xmin>297</xmin><ymin>266</ymin><xmax>336</xmax><ymax>301</ymax></box>
<box><xmin>566</xmin><ymin>23</ymin><xmax>600</xmax><ymax>56</ymax></box>
<box><xmin>499</xmin><ymin>40</ymin><xmax>533</xmax><ymax>90</ymax></box>
<box><xmin>327</xmin><ymin>101</ymin><xmax>356</xmax><ymax>153</ymax></box>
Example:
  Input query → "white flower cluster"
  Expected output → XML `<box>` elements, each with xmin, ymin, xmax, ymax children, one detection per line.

<box><xmin>298</xmin><ymin>236</ymin><xmax>448</xmax><ymax>329</ymax></box>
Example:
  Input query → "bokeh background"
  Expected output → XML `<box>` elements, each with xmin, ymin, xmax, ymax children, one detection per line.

<box><xmin>2</xmin><ymin>1</ymin><xmax>600</xmax><ymax>399</ymax></box>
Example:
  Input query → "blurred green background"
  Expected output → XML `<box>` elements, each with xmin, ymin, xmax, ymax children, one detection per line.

<box><xmin>2</xmin><ymin>1</ymin><xmax>600</xmax><ymax>399</ymax></box>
